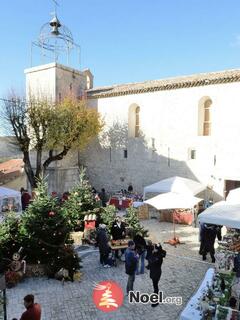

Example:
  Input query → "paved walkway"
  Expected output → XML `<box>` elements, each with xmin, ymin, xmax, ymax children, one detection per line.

<box><xmin>6</xmin><ymin>220</ymin><xmax>212</xmax><ymax>320</ymax></box>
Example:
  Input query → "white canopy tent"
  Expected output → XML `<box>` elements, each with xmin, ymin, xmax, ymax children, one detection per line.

<box><xmin>226</xmin><ymin>187</ymin><xmax>240</xmax><ymax>204</ymax></box>
<box><xmin>198</xmin><ymin>201</ymin><xmax>240</xmax><ymax>229</ymax></box>
<box><xmin>144</xmin><ymin>192</ymin><xmax>202</xmax><ymax>210</ymax></box>
<box><xmin>143</xmin><ymin>176</ymin><xmax>205</xmax><ymax>199</ymax></box>
<box><xmin>0</xmin><ymin>187</ymin><xmax>22</xmax><ymax>215</ymax></box>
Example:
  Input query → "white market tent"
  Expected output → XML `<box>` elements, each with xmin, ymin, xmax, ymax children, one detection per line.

<box><xmin>0</xmin><ymin>187</ymin><xmax>22</xmax><ymax>215</ymax></box>
<box><xmin>143</xmin><ymin>176</ymin><xmax>205</xmax><ymax>199</ymax></box>
<box><xmin>198</xmin><ymin>201</ymin><xmax>240</xmax><ymax>229</ymax></box>
<box><xmin>226</xmin><ymin>187</ymin><xmax>240</xmax><ymax>204</ymax></box>
<box><xmin>144</xmin><ymin>192</ymin><xmax>202</xmax><ymax>210</ymax></box>
<box><xmin>0</xmin><ymin>187</ymin><xmax>20</xmax><ymax>198</ymax></box>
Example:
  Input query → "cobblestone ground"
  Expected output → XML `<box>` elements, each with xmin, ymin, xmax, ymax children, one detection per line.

<box><xmin>6</xmin><ymin>220</ymin><xmax>213</xmax><ymax>320</ymax></box>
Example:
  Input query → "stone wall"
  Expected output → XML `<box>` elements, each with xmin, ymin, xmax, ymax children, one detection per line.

<box><xmin>45</xmin><ymin>166</ymin><xmax>80</xmax><ymax>194</ymax></box>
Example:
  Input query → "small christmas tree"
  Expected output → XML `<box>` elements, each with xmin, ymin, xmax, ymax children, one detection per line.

<box><xmin>63</xmin><ymin>167</ymin><xmax>98</xmax><ymax>229</ymax></box>
<box><xmin>99</xmin><ymin>205</ymin><xmax>117</xmax><ymax>234</ymax></box>
<box><xmin>19</xmin><ymin>177</ymin><xmax>80</xmax><ymax>277</ymax></box>
<box><xmin>125</xmin><ymin>207</ymin><xmax>148</xmax><ymax>238</ymax></box>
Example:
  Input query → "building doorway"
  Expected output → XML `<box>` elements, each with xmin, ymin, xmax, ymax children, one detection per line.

<box><xmin>224</xmin><ymin>180</ymin><xmax>240</xmax><ymax>199</ymax></box>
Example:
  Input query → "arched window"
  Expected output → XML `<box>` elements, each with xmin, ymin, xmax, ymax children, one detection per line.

<box><xmin>203</xmin><ymin>99</ymin><xmax>211</xmax><ymax>136</ymax></box>
<box><xmin>128</xmin><ymin>104</ymin><xmax>141</xmax><ymax>138</ymax></box>
<box><xmin>135</xmin><ymin>106</ymin><xmax>140</xmax><ymax>137</ymax></box>
<box><xmin>198</xmin><ymin>97</ymin><xmax>212</xmax><ymax>136</ymax></box>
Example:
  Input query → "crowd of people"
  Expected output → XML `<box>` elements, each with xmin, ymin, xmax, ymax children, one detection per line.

<box><xmin>95</xmin><ymin>215</ymin><xmax>167</xmax><ymax>308</ymax></box>
<box><xmin>95</xmin><ymin>216</ymin><xmax>126</xmax><ymax>267</ymax></box>
<box><xmin>125</xmin><ymin>240</ymin><xmax>166</xmax><ymax>307</ymax></box>
<box><xmin>20</xmin><ymin>188</ymin><xmax>71</xmax><ymax>212</ymax></box>
<box><xmin>10</xmin><ymin>217</ymin><xmax>225</xmax><ymax>317</ymax></box>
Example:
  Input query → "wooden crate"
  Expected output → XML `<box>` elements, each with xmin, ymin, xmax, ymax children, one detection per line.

<box><xmin>137</xmin><ymin>204</ymin><xmax>149</xmax><ymax>220</ymax></box>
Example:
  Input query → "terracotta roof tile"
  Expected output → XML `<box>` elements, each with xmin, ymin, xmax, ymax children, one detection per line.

<box><xmin>87</xmin><ymin>69</ymin><xmax>240</xmax><ymax>99</ymax></box>
<box><xmin>0</xmin><ymin>159</ymin><xmax>23</xmax><ymax>175</ymax></box>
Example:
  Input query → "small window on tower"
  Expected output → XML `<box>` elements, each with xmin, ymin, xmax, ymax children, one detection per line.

<box><xmin>124</xmin><ymin>149</ymin><xmax>128</xmax><ymax>158</ymax></box>
<box><xmin>190</xmin><ymin>149</ymin><xmax>196</xmax><ymax>160</ymax></box>
<box><xmin>152</xmin><ymin>138</ymin><xmax>156</xmax><ymax>151</ymax></box>
<box><xmin>214</xmin><ymin>155</ymin><xmax>216</xmax><ymax>166</ymax></box>
<box><xmin>58</xmin><ymin>92</ymin><xmax>62</xmax><ymax>102</ymax></box>
<box><xmin>69</xmin><ymin>83</ymin><xmax>72</xmax><ymax>92</ymax></box>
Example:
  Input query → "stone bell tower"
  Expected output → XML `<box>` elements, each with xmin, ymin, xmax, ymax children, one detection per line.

<box><xmin>24</xmin><ymin>9</ymin><xmax>93</xmax><ymax>193</ymax></box>
<box><xmin>24</xmin><ymin>11</ymin><xmax>93</xmax><ymax>101</ymax></box>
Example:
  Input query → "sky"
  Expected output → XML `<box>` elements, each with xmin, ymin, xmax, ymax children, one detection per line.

<box><xmin>0</xmin><ymin>0</ymin><xmax>240</xmax><ymax>97</ymax></box>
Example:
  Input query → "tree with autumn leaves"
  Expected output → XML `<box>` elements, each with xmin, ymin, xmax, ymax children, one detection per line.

<box><xmin>1</xmin><ymin>95</ymin><xmax>103</xmax><ymax>188</ymax></box>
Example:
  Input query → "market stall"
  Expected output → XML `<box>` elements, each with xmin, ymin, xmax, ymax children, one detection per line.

<box><xmin>179</xmin><ymin>202</ymin><xmax>240</xmax><ymax>319</ymax></box>
<box><xmin>109</xmin><ymin>196</ymin><xmax>132</xmax><ymax>209</ymax></box>
<box><xmin>180</xmin><ymin>268</ymin><xmax>240</xmax><ymax>320</ymax></box>
<box><xmin>180</xmin><ymin>268</ymin><xmax>215</xmax><ymax>320</ymax></box>
<box><xmin>0</xmin><ymin>187</ymin><xmax>21</xmax><ymax>222</ymax></box>
<box><xmin>144</xmin><ymin>192</ymin><xmax>202</xmax><ymax>225</ymax></box>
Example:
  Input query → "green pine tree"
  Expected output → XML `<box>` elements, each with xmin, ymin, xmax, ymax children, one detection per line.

<box><xmin>125</xmin><ymin>207</ymin><xmax>148</xmax><ymax>238</ymax></box>
<box><xmin>0</xmin><ymin>212</ymin><xmax>21</xmax><ymax>270</ymax></box>
<box><xmin>19</xmin><ymin>177</ymin><xmax>80</xmax><ymax>277</ymax></box>
<box><xmin>63</xmin><ymin>167</ymin><xmax>99</xmax><ymax>229</ymax></box>
<box><xmin>100</xmin><ymin>205</ymin><xmax>117</xmax><ymax>233</ymax></box>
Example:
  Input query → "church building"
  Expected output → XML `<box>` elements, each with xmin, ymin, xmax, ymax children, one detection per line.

<box><xmin>25</xmin><ymin>14</ymin><xmax>240</xmax><ymax>200</ymax></box>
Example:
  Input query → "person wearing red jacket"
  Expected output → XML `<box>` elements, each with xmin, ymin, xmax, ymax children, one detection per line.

<box><xmin>19</xmin><ymin>294</ymin><xmax>41</xmax><ymax>320</ymax></box>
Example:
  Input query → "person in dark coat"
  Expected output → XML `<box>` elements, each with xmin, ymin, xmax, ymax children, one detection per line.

<box><xmin>111</xmin><ymin>216</ymin><xmax>126</xmax><ymax>240</ymax></box>
<box><xmin>99</xmin><ymin>188</ymin><xmax>108</xmax><ymax>207</ymax></box>
<box><xmin>133</xmin><ymin>233</ymin><xmax>147</xmax><ymax>274</ymax></box>
<box><xmin>200</xmin><ymin>224</ymin><xmax>222</xmax><ymax>263</ymax></box>
<box><xmin>20</xmin><ymin>188</ymin><xmax>31</xmax><ymax>211</ymax></box>
<box><xmin>128</xmin><ymin>184</ymin><xmax>133</xmax><ymax>193</ymax></box>
<box><xmin>125</xmin><ymin>240</ymin><xmax>139</xmax><ymax>295</ymax></box>
<box><xmin>147</xmin><ymin>243</ymin><xmax>166</xmax><ymax>307</ymax></box>
<box><xmin>96</xmin><ymin>224</ymin><xmax>111</xmax><ymax>267</ymax></box>
<box><xmin>146</xmin><ymin>240</ymin><xmax>154</xmax><ymax>268</ymax></box>
<box><xmin>111</xmin><ymin>216</ymin><xmax>126</xmax><ymax>259</ymax></box>
<box><xmin>234</xmin><ymin>253</ymin><xmax>240</xmax><ymax>277</ymax></box>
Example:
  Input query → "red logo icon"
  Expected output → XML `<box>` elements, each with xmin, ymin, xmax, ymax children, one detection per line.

<box><xmin>92</xmin><ymin>280</ymin><xmax>124</xmax><ymax>312</ymax></box>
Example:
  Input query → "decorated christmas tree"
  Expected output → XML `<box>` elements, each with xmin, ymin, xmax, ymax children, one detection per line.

<box><xmin>19</xmin><ymin>177</ymin><xmax>80</xmax><ymax>278</ymax></box>
<box><xmin>125</xmin><ymin>207</ymin><xmax>148</xmax><ymax>238</ymax></box>
<box><xmin>0</xmin><ymin>212</ymin><xmax>21</xmax><ymax>270</ymax></box>
<box><xmin>63</xmin><ymin>167</ymin><xmax>99</xmax><ymax>230</ymax></box>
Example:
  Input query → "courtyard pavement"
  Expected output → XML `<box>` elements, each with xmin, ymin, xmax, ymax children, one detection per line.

<box><xmin>6</xmin><ymin>219</ymin><xmax>213</xmax><ymax>320</ymax></box>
